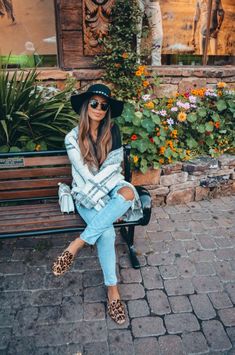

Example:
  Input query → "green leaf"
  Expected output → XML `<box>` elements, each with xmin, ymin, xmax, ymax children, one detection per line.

<box><xmin>141</xmin><ymin>118</ymin><xmax>155</xmax><ymax>133</ymax></box>
<box><xmin>0</xmin><ymin>145</ymin><xmax>9</xmax><ymax>152</ymax></box>
<box><xmin>186</xmin><ymin>138</ymin><xmax>198</xmax><ymax>149</ymax></box>
<box><xmin>9</xmin><ymin>146</ymin><xmax>21</xmax><ymax>152</ymax></box>
<box><xmin>25</xmin><ymin>141</ymin><xmax>36</xmax><ymax>151</ymax></box>
<box><xmin>138</xmin><ymin>140</ymin><xmax>149</xmax><ymax>153</ymax></box>
<box><xmin>150</xmin><ymin>113</ymin><xmax>160</xmax><ymax>124</ymax></box>
<box><xmin>216</xmin><ymin>100</ymin><xmax>227</xmax><ymax>112</ymax></box>
<box><xmin>187</xmin><ymin>113</ymin><xmax>197</xmax><ymax>122</ymax></box>
<box><xmin>211</xmin><ymin>113</ymin><xmax>220</xmax><ymax>122</ymax></box>
<box><xmin>140</xmin><ymin>158</ymin><xmax>148</xmax><ymax>173</ymax></box>
<box><xmin>153</xmin><ymin>136</ymin><xmax>160</xmax><ymax>145</ymax></box>
<box><xmin>205</xmin><ymin>122</ymin><xmax>214</xmax><ymax>132</ymax></box>
<box><xmin>0</xmin><ymin>120</ymin><xmax>9</xmax><ymax>143</ymax></box>
<box><xmin>197</xmin><ymin>124</ymin><xmax>205</xmax><ymax>133</ymax></box>
<box><xmin>198</xmin><ymin>108</ymin><xmax>207</xmax><ymax>118</ymax></box>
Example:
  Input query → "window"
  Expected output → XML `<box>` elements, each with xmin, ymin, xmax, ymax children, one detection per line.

<box><xmin>140</xmin><ymin>0</ymin><xmax>234</xmax><ymax>66</ymax></box>
<box><xmin>0</xmin><ymin>0</ymin><xmax>57</xmax><ymax>68</ymax></box>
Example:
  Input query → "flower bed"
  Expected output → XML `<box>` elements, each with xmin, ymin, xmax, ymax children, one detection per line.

<box><xmin>118</xmin><ymin>76</ymin><xmax>235</xmax><ymax>173</ymax></box>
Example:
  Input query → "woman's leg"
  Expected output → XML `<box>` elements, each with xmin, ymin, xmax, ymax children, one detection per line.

<box><xmin>79</xmin><ymin>187</ymin><xmax>134</xmax><ymax>245</ymax></box>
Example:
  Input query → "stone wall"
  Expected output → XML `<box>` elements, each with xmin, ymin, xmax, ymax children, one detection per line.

<box><xmin>132</xmin><ymin>155</ymin><xmax>235</xmax><ymax>206</ymax></box>
<box><xmin>34</xmin><ymin>66</ymin><xmax>235</xmax><ymax>97</ymax></box>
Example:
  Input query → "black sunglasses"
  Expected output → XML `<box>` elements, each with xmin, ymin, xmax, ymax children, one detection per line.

<box><xmin>89</xmin><ymin>99</ymin><xmax>109</xmax><ymax>111</ymax></box>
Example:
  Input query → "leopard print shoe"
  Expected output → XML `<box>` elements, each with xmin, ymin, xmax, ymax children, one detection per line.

<box><xmin>107</xmin><ymin>299</ymin><xmax>126</xmax><ymax>325</ymax></box>
<box><xmin>52</xmin><ymin>250</ymin><xmax>74</xmax><ymax>276</ymax></box>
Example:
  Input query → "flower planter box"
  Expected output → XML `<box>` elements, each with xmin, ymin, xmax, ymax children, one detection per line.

<box><xmin>132</xmin><ymin>168</ymin><xmax>161</xmax><ymax>186</ymax></box>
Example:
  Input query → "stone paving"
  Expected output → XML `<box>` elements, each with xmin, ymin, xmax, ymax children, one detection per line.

<box><xmin>0</xmin><ymin>196</ymin><xmax>235</xmax><ymax>355</ymax></box>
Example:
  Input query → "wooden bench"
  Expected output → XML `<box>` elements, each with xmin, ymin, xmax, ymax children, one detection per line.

<box><xmin>0</xmin><ymin>147</ymin><xmax>151</xmax><ymax>269</ymax></box>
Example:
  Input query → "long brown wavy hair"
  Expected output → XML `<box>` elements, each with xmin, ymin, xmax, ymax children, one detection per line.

<box><xmin>78</xmin><ymin>99</ymin><xmax>112</xmax><ymax>168</ymax></box>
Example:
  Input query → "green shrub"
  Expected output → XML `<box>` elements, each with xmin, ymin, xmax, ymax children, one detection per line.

<box><xmin>0</xmin><ymin>67</ymin><xmax>76</xmax><ymax>152</ymax></box>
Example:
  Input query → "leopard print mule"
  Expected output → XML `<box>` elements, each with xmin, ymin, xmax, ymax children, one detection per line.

<box><xmin>52</xmin><ymin>250</ymin><xmax>74</xmax><ymax>276</ymax></box>
<box><xmin>107</xmin><ymin>299</ymin><xmax>126</xmax><ymax>325</ymax></box>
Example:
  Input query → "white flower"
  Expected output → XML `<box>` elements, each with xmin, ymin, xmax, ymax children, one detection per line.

<box><xmin>167</xmin><ymin>118</ymin><xmax>174</xmax><ymax>126</ymax></box>
<box><xmin>142</xmin><ymin>94</ymin><xmax>151</xmax><ymax>101</ymax></box>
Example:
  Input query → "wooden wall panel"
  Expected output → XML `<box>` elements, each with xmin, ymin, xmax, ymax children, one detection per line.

<box><xmin>60</xmin><ymin>8</ymin><xmax>82</xmax><ymax>30</ymax></box>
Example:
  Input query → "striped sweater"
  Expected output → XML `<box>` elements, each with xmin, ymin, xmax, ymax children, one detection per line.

<box><xmin>65</xmin><ymin>127</ymin><xmax>143</xmax><ymax>222</ymax></box>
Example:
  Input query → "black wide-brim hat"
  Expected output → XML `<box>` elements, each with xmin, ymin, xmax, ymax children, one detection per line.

<box><xmin>70</xmin><ymin>84</ymin><xmax>124</xmax><ymax>118</ymax></box>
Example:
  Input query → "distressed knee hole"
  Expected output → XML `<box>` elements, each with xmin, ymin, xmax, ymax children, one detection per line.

<box><xmin>117</xmin><ymin>187</ymin><xmax>135</xmax><ymax>202</ymax></box>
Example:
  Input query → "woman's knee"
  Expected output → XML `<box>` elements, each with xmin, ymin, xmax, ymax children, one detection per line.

<box><xmin>117</xmin><ymin>187</ymin><xmax>135</xmax><ymax>201</ymax></box>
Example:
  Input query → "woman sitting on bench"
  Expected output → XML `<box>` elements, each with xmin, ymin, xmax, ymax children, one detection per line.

<box><xmin>52</xmin><ymin>84</ymin><xmax>143</xmax><ymax>325</ymax></box>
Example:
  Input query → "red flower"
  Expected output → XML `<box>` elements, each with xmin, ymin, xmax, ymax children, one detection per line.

<box><xmin>131</xmin><ymin>134</ymin><xmax>137</xmax><ymax>141</ymax></box>
<box><xmin>149</xmin><ymin>137</ymin><xmax>154</xmax><ymax>143</ymax></box>
<box><xmin>184</xmin><ymin>92</ymin><xmax>190</xmax><ymax>98</ymax></box>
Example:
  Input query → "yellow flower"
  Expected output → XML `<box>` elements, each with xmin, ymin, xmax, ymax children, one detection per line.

<box><xmin>159</xmin><ymin>146</ymin><xmax>165</xmax><ymax>155</ymax></box>
<box><xmin>135</xmin><ymin>70</ymin><xmax>142</xmax><ymax>76</ymax></box>
<box><xmin>171</xmin><ymin>129</ymin><xmax>178</xmax><ymax>138</ymax></box>
<box><xmin>143</xmin><ymin>80</ymin><xmax>149</xmax><ymax>87</ymax></box>
<box><xmin>35</xmin><ymin>144</ymin><xmax>41</xmax><ymax>151</ymax></box>
<box><xmin>138</xmin><ymin>65</ymin><xmax>145</xmax><ymax>73</ymax></box>
<box><xmin>217</xmin><ymin>82</ymin><xmax>226</xmax><ymax>89</ymax></box>
<box><xmin>177</xmin><ymin>112</ymin><xmax>187</xmax><ymax>122</ymax></box>
<box><xmin>133</xmin><ymin>156</ymin><xmax>139</xmax><ymax>164</ymax></box>
<box><xmin>168</xmin><ymin>157</ymin><xmax>172</xmax><ymax>163</ymax></box>
<box><xmin>186</xmin><ymin>150</ymin><xmax>191</xmax><ymax>155</ymax></box>
<box><xmin>144</xmin><ymin>101</ymin><xmax>154</xmax><ymax>109</ymax></box>
<box><xmin>122</xmin><ymin>52</ymin><xmax>128</xmax><ymax>59</ymax></box>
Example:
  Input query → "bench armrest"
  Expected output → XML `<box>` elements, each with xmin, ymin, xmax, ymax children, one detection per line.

<box><xmin>135</xmin><ymin>186</ymin><xmax>152</xmax><ymax>226</ymax></box>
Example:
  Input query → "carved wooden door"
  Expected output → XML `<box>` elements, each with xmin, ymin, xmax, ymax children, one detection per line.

<box><xmin>55</xmin><ymin>0</ymin><xmax>114</xmax><ymax>69</ymax></box>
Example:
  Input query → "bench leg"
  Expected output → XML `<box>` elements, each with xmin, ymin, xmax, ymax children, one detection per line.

<box><xmin>120</xmin><ymin>226</ymin><xmax>140</xmax><ymax>269</ymax></box>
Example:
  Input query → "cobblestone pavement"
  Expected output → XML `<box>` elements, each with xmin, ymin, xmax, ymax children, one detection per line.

<box><xmin>0</xmin><ymin>196</ymin><xmax>235</xmax><ymax>355</ymax></box>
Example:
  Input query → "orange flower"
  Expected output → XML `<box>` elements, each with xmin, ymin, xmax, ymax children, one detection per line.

<box><xmin>131</xmin><ymin>134</ymin><xmax>137</xmax><ymax>141</ymax></box>
<box><xmin>159</xmin><ymin>158</ymin><xmax>164</xmax><ymax>164</ymax></box>
<box><xmin>122</xmin><ymin>52</ymin><xmax>128</xmax><ymax>59</ymax></box>
<box><xmin>159</xmin><ymin>146</ymin><xmax>165</xmax><ymax>155</ymax></box>
<box><xmin>35</xmin><ymin>144</ymin><xmax>41</xmax><ymax>151</ymax></box>
<box><xmin>135</xmin><ymin>70</ymin><xmax>142</xmax><ymax>76</ymax></box>
<box><xmin>167</xmin><ymin>140</ymin><xmax>174</xmax><ymax>149</ymax></box>
<box><xmin>143</xmin><ymin>80</ymin><xmax>149</xmax><ymax>87</ymax></box>
<box><xmin>218</xmin><ymin>90</ymin><xmax>223</xmax><ymax>96</ymax></box>
<box><xmin>138</xmin><ymin>65</ymin><xmax>145</xmax><ymax>72</ymax></box>
<box><xmin>114</xmin><ymin>63</ymin><xmax>121</xmax><ymax>68</ymax></box>
<box><xmin>144</xmin><ymin>101</ymin><xmax>154</xmax><ymax>109</ymax></box>
<box><xmin>217</xmin><ymin>82</ymin><xmax>226</xmax><ymax>89</ymax></box>
<box><xmin>171</xmin><ymin>129</ymin><xmax>178</xmax><ymax>138</ymax></box>
<box><xmin>156</xmin><ymin>132</ymin><xmax>161</xmax><ymax>136</ymax></box>
<box><xmin>177</xmin><ymin>112</ymin><xmax>187</xmax><ymax>122</ymax></box>
<box><xmin>215</xmin><ymin>122</ymin><xmax>220</xmax><ymax>129</ymax></box>
<box><xmin>133</xmin><ymin>155</ymin><xmax>139</xmax><ymax>163</ymax></box>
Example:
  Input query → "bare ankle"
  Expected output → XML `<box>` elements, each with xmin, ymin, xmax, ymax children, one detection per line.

<box><xmin>107</xmin><ymin>285</ymin><xmax>120</xmax><ymax>301</ymax></box>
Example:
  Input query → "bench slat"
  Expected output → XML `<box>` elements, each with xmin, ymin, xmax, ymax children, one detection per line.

<box><xmin>0</xmin><ymin>167</ymin><xmax>71</xmax><ymax>180</ymax></box>
<box><xmin>1</xmin><ymin>213</ymin><xmax>78</xmax><ymax>226</ymax></box>
<box><xmin>0</xmin><ymin>202</ymin><xmax>58</xmax><ymax>214</ymax></box>
<box><xmin>0</xmin><ymin>178</ymin><xmax>72</xmax><ymax>191</ymax></box>
<box><xmin>0</xmin><ymin>188</ymin><xmax>58</xmax><ymax>200</ymax></box>
<box><xmin>0</xmin><ymin>218</ymin><xmax>85</xmax><ymax>234</ymax></box>
<box><xmin>24</xmin><ymin>156</ymin><xmax>70</xmax><ymax>167</ymax></box>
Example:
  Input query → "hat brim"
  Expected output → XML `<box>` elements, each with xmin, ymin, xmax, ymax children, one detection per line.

<box><xmin>71</xmin><ymin>92</ymin><xmax>124</xmax><ymax>118</ymax></box>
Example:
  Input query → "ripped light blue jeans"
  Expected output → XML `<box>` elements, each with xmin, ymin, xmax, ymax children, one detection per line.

<box><xmin>75</xmin><ymin>185</ymin><xmax>133</xmax><ymax>286</ymax></box>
